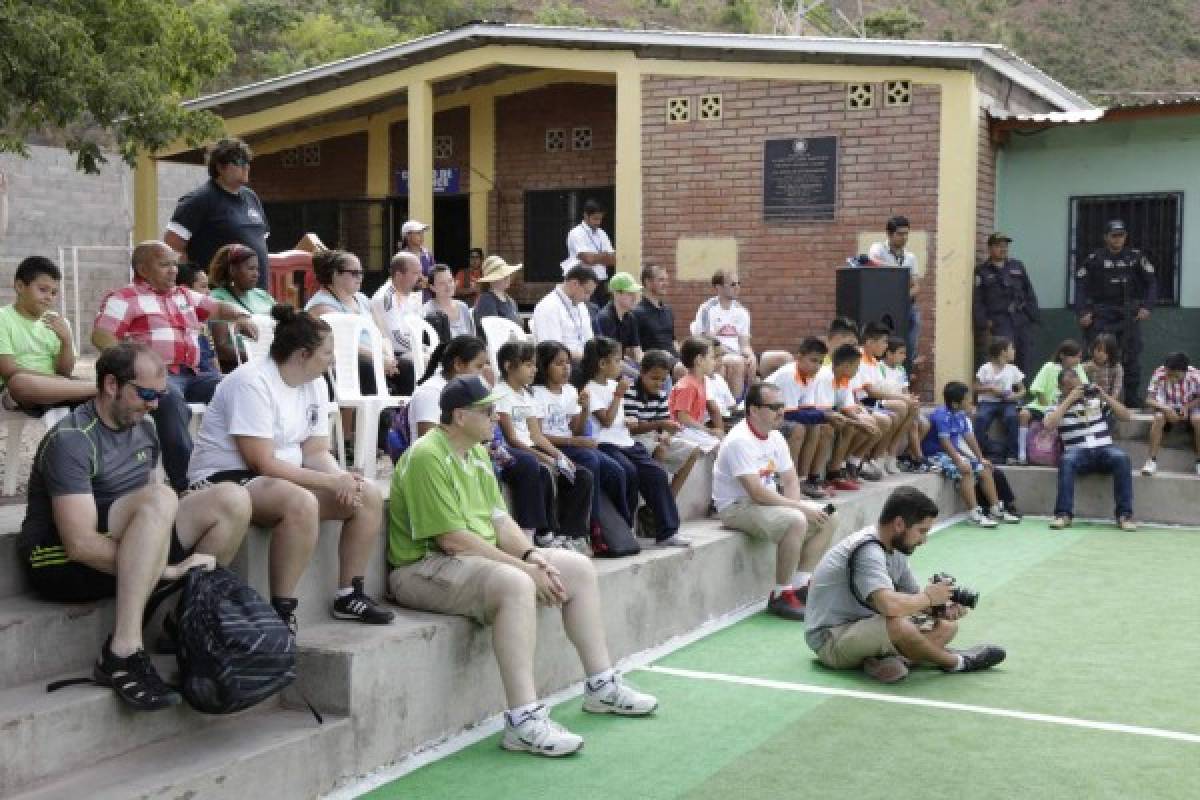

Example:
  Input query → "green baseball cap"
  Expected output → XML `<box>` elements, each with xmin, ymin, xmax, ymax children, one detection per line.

<box><xmin>608</xmin><ymin>272</ymin><xmax>643</xmax><ymax>293</ymax></box>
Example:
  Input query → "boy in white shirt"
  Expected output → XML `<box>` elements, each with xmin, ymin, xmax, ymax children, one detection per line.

<box><xmin>693</xmin><ymin>270</ymin><xmax>756</xmax><ymax>400</ymax></box>
<box><xmin>973</xmin><ymin>336</ymin><xmax>1026</xmax><ymax>463</ymax></box>
<box><xmin>767</xmin><ymin>336</ymin><xmax>835</xmax><ymax>499</ymax></box>
<box><xmin>881</xmin><ymin>337</ymin><xmax>933</xmax><ymax>470</ymax></box>
<box><xmin>813</xmin><ymin>344</ymin><xmax>882</xmax><ymax>489</ymax></box>
<box><xmin>856</xmin><ymin>322</ymin><xmax>919</xmax><ymax>474</ymax></box>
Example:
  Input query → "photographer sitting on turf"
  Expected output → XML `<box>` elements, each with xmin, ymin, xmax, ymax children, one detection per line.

<box><xmin>805</xmin><ymin>486</ymin><xmax>1006</xmax><ymax>683</ymax></box>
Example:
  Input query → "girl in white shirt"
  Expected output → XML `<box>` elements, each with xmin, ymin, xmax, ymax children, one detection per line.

<box><xmin>533</xmin><ymin>340</ymin><xmax>632</xmax><ymax>535</ymax></box>
<box><xmin>578</xmin><ymin>337</ymin><xmax>686</xmax><ymax>546</ymax></box>
<box><xmin>188</xmin><ymin>305</ymin><xmax>393</xmax><ymax>629</ymax></box>
<box><xmin>494</xmin><ymin>340</ymin><xmax>592</xmax><ymax>544</ymax></box>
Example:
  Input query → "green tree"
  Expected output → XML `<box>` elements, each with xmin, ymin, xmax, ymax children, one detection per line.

<box><xmin>0</xmin><ymin>0</ymin><xmax>233</xmax><ymax>173</ymax></box>
<box><xmin>863</xmin><ymin>7</ymin><xmax>924</xmax><ymax>39</ymax></box>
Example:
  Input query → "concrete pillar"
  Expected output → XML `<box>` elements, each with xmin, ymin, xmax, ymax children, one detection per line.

<box><xmin>133</xmin><ymin>153</ymin><xmax>159</xmax><ymax>243</ymax></box>
<box><xmin>614</xmin><ymin>62</ymin><xmax>643</xmax><ymax>273</ymax></box>
<box><xmin>469</xmin><ymin>95</ymin><xmax>495</xmax><ymax>252</ymax></box>
<box><xmin>365</xmin><ymin>115</ymin><xmax>391</xmax><ymax>270</ymax></box>
<box><xmin>407</xmin><ymin>80</ymin><xmax>435</xmax><ymax>239</ymax></box>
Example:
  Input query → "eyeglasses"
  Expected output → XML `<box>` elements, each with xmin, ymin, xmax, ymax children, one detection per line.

<box><xmin>225</xmin><ymin>157</ymin><xmax>251</xmax><ymax>167</ymax></box>
<box><xmin>756</xmin><ymin>402</ymin><xmax>785</xmax><ymax>411</ymax></box>
<box><xmin>337</xmin><ymin>269</ymin><xmax>364</xmax><ymax>277</ymax></box>
<box><xmin>128</xmin><ymin>382</ymin><xmax>168</xmax><ymax>402</ymax></box>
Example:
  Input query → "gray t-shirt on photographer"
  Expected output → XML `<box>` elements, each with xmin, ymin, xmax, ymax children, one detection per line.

<box><xmin>804</xmin><ymin>526</ymin><xmax>919</xmax><ymax>653</ymax></box>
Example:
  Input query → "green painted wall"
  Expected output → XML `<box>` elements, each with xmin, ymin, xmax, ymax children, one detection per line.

<box><xmin>995</xmin><ymin>114</ymin><xmax>1200</xmax><ymax>377</ymax></box>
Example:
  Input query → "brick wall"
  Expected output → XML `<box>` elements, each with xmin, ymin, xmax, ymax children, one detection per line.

<box><xmin>640</xmin><ymin>76</ymin><xmax>941</xmax><ymax>396</ymax></box>
<box><xmin>489</xmin><ymin>83</ymin><xmax>616</xmax><ymax>302</ymax></box>
<box><xmin>390</xmin><ymin>106</ymin><xmax>472</xmax><ymax>198</ymax></box>
<box><xmin>250</xmin><ymin>132</ymin><xmax>368</xmax><ymax>202</ymax></box>
<box><xmin>976</xmin><ymin>108</ymin><xmax>997</xmax><ymax>256</ymax></box>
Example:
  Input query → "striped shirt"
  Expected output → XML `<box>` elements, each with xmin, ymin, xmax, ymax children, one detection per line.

<box><xmin>624</xmin><ymin>380</ymin><xmax>670</xmax><ymax>423</ymax></box>
<box><xmin>1146</xmin><ymin>366</ymin><xmax>1200</xmax><ymax>410</ymax></box>
<box><xmin>1055</xmin><ymin>397</ymin><xmax>1113</xmax><ymax>451</ymax></box>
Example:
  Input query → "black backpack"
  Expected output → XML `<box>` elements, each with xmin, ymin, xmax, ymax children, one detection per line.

<box><xmin>163</xmin><ymin>566</ymin><xmax>298</xmax><ymax>714</ymax></box>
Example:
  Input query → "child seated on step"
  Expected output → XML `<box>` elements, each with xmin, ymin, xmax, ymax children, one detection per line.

<box><xmin>1017</xmin><ymin>339</ymin><xmax>1088</xmax><ymax>464</ymax></box>
<box><xmin>973</xmin><ymin>336</ymin><xmax>1025</xmax><ymax>463</ymax></box>
<box><xmin>922</xmin><ymin>380</ymin><xmax>1017</xmax><ymax>527</ymax></box>
<box><xmin>628</xmin><ymin>348</ymin><xmax>702</xmax><ymax>497</ymax></box>
<box><xmin>1140</xmin><ymin>351</ymin><xmax>1200</xmax><ymax>477</ymax></box>
<box><xmin>1083</xmin><ymin>333</ymin><xmax>1123</xmax><ymax>403</ymax></box>
<box><xmin>813</xmin><ymin>343</ymin><xmax>881</xmax><ymax>490</ymax></box>
<box><xmin>766</xmin><ymin>336</ymin><xmax>835</xmax><ymax>499</ymax></box>
<box><xmin>0</xmin><ymin>256</ymin><xmax>96</xmax><ymax>415</ymax></box>
<box><xmin>880</xmin><ymin>336</ymin><xmax>932</xmax><ymax>471</ymax></box>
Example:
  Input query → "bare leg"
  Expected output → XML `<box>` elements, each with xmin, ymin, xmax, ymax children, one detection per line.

<box><xmin>247</xmin><ymin>478</ymin><xmax>320</xmax><ymax>597</ymax></box>
<box><xmin>798</xmin><ymin>424</ymin><xmax>823</xmax><ymax>477</ymax></box>
<box><xmin>870</xmin><ymin>412</ymin><xmax>893</xmax><ymax>458</ymax></box>
<box><xmin>976</xmin><ymin>465</ymin><xmax>1000</xmax><ymax>507</ymax></box>
<box><xmin>886</xmin><ymin>616</ymin><xmax>959</xmax><ymax>669</ymax></box>
<box><xmin>484</xmin><ymin>564</ymin><xmax>539</xmax><ymax>708</ymax></box>
<box><xmin>1192</xmin><ymin>415</ymin><xmax>1200</xmax><ymax>458</ymax></box>
<box><xmin>758</xmin><ymin>351</ymin><xmax>793</xmax><ymax>379</ymax></box>
<box><xmin>775</xmin><ymin>517</ymin><xmax>808</xmax><ymax>584</ymax></box>
<box><xmin>176</xmin><ymin>483</ymin><xmax>252</xmax><ymax>565</ymax></box>
<box><xmin>958</xmin><ymin>474</ymin><xmax>979</xmax><ymax>509</ymax></box>
<box><xmin>104</xmin><ymin>485</ymin><xmax>176</xmax><ymax>656</ymax></box>
<box><xmin>669</xmin><ymin>446</ymin><xmax>701</xmax><ymax>497</ymax></box>
<box><xmin>797</xmin><ymin>516</ymin><xmax>833</xmax><ymax>572</ymax></box>
<box><xmin>6</xmin><ymin>371</ymin><xmax>96</xmax><ymax>406</ymax></box>
<box><xmin>314</xmin><ymin>481</ymin><xmax>385</xmax><ymax>588</ymax></box>
<box><xmin>722</xmin><ymin>354</ymin><xmax>745</xmax><ymax>399</ymax></box>
<box><xmin>786</xmin><ymin>424</ymin><xmax>808</xmax><ymax>470</ymax></box>
<box><xmin>544</xmin><ymin>549</ymin><xmax>611</xmax><ymax>676</ymax></box>
<box><xmin>1147</xmin><ymin>413</ymin><xmax>1165</xmax><ymax>459</ymax></box>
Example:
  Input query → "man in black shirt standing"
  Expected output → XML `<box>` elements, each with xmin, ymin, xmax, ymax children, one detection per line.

<box><xmin>165</xmin><ymin>138</ymin><xmax>271</xmax><ymax>289</ymax></box>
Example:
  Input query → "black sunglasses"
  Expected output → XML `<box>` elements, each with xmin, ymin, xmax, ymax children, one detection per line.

<box><xmin>755</xmin><ymin>401</ymin><xmax>785</xmax><ymax>411</ymax></box>
<box><xmin>128</xmin><ymin>382</ymin><xmax>168</xmax><ymax>402</ymax></box>
<box><xmin>337</xmin><ymin>268</ymin><xmax>364</xmax><ymax>277</ymax></box>
<box><xmin>225</xmin><ymin>157</ymin><xmax>251</xmax><ymax>167</ymax></box>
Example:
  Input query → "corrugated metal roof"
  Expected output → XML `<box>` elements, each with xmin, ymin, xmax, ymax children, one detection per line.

<box><xmin>183</xmin><ymin>22</ymin><xmax>1093</xmax><ymax>116</ymax></box>
<box><xmin>990</xmin><ymin>96</ymin><xmax>1200</xmax><ymax>125</ymax></box>
<box><xmin>989</xmin><ymin>109</ymin><xmax>1105</xmax><ymax>123</ymax></box>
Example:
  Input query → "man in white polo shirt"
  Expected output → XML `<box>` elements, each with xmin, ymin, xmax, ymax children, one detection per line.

<box><xmin>713</xmin><ymin>381</ymin><xmax>832</xmax><ymax>622</ymax></box>
<box><xmin>562</xmin><ymin>198</ymin><xmax>616</xmax><ymax>306</ymax></box>
<box><xmin>693</xmin><ymin>269</ymin><xmax>756</xmax><ymax>401</ymax></box>
<box><xmin>531</xmin><ymin>265</ymin><xmax>597</xmax><ymax>362</ymax></box>
<box><xmin>370</xmin><ymin>251</ymin><xmax>423</xmax><ymax>393</ymax></box>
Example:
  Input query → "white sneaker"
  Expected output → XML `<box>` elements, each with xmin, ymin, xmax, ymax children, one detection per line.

<box><xmin>969</xmin><ymin>508</ymin><xmax>999</xmax><ymax>528</ymax></box>
<box><xmin>501</xmin><ymin>705</ymin><xmax>584</xmax><ymax>757</ymax></box>
<box><xmin>883</xmin><ymin>457</ymin><xmax>900</xmax><ymax>475</ymax></box>
<box><xmin>1194</xmin><ymin>461</ymin><xmax>1200</xmax><ymax>477</ymax></box>
<box><xmin>582</xmin><ymin>674</ymin><xmax>659</xmax><ymax>716</ymax></box>
<box><xmin>990</xmin><ymin>504</ymin><xmax>1020</xmax><ymax>524</ymax></box>
<box><xmin>1141</xmin><ymin>459</ymin><xmax>1157</xmax><ymax>476</ymax></box>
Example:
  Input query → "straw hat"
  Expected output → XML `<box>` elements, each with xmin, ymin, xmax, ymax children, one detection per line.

<box><xmin>478</xmin><ymin>255</ymin><xmax>523</xmax><ymax>283</ymax></box>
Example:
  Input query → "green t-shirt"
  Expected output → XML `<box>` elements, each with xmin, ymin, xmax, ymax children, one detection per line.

<box><xmin>0</xmin><ymin>305</ymin><xmax>62</xmax><ymax>389</ymax></box>
<box><xmin>210</xmin><ymin>286</ymin><xmax>276</xmax><ymax>315</ymax></box>
<box><xmin>1026</xmin><ymin>362</ymin><xmax>1089</xmax><ymax>412</ymax></box>
<box><xmin>387</xmin><ymin>426</ymin><xmax>506</xmax><ymax>567</ymax></box>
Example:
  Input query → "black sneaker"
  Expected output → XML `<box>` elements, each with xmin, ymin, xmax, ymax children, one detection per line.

<box><xmin>331</xmin><ymin>577</ymin><xmax>395</xmax><ymax>624</ymax></box>
<box><xmin>945</xmin><ymin>644</ymin><xmax>1006</xmax><ymax>673</ymax></box>
<box><xmin>272</xmin><ymin>596</ymin><xmax>299</xmax><ymax>637</ymax></box>
<box><xmin>93</xmin><ymin>636</ymin><xmax>181</xmax><ymax>711</ymax></box>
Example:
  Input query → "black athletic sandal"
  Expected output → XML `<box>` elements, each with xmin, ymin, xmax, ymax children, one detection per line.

<box><xmin>93</xmin><ymin>636</ymin><xmax>181</xmax><ymax>711</ymax></box>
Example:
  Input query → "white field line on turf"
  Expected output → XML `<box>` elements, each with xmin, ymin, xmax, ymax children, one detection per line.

<box><xmin>322</xmin><ymin>512</ymin><xmax>970</xmax><ymax>798</ymax></box>
<box><xmin>646</xmin><ymin>665</ymin><xmax>1200</xmax><ymax>745</ymax></box>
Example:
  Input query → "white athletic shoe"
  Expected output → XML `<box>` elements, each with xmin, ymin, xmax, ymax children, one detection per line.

<box><xmin>990</xmin><ymin>504</ymin><xmax>1020</xmax><ymax>524</ymax></box>
<box><xmin>1195</xmin><ymin>461</ymin><xmax>1200</xmax><ymax>477</ymax></box>
<box><xmin>969</xmin><ymin>507</ymin><xmax>999</xmax><ymax>528</ymax></box>
<box><xmin>1141</xmin><ymin>459</ymin><xmax>1157</xmax><ymax>476</ymax></box>
<box><xmin>582</xmin><ymin>674</ymin><xmax>659</xmax><ymax>716</ymax></box>
<box><xmin>882</xmin><ymin>457</ymin><xmax>900</xmax><ymax>475</ymax></box>
<box><xmin>501</xmin><ymin>705</ymin><xmax>584</xmax><ymax>757</ymax></box>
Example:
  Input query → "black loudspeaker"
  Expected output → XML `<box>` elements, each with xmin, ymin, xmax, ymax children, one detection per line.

<box><xmin>835</xmin><ymin>267</ymin><xmax>911</xmax><ymax>339</ymax></box>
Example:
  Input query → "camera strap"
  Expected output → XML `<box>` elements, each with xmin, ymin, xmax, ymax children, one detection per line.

<box><xmin>845</xmin><ymin>536</ymin><xmax>887</xmax><ymax>612</ymax></box>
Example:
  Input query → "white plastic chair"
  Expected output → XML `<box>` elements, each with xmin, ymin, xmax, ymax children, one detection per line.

<box><xmin>405</xmin><ymin>315</ymin><xmax>441</xmax><ymax>381</ymax></box>
<box><xmin>236</xmin><ymin>313</ymin><xmax>277</xmax><ymax>365</ymax></box>
<box><xmin>2</xmin><ymin>406</ymin><xmax>70</xmax><ymax>496</ymax></box>
<box><xmin>481</xmin><ymin>316</ymin><xmax>531</xmax><ymax>370</ymax></box>
<box><xmin>323</xmin><ymin>313</ymin><xmax>406</xmax><ymax>480</ymax></box>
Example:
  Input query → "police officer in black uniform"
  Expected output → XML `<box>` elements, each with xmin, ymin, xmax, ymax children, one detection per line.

<box><xmin>973</xmin><ymin>232</ymin><xmax>1040</xmax><ymax>376</ymax></box>
<box><xmin>1075</xmin><ymin>219</ymin><xmax>1157</xmax><ymax>407</ymax></box>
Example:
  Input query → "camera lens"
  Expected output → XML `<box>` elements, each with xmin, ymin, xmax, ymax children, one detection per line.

<box><xmin>950</xmin><ymin>587</ymin><xmax>979</xmax><ymax>609</ymax></box>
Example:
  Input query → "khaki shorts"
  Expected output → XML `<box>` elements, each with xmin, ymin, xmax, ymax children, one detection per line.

<box><xmin>719</xmin><ymin>499</ymin><xmax>807</xmax><ymax>544</ymax></box>
<box><xmin>634</xmin><ymin>432</ymin><xmax>697</xmax><ymax>473</ymax></box>
<box><xmin>816</xmin><ymin>615</ymin><xmax>898</xmax><ymax>669</ymax></box>
<box><xmin>389</xmin><ymin>553</ymin><xmax>509</xmax><ymax>624</ymax></box>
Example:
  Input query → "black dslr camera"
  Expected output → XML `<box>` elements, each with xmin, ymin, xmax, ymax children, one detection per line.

<box><xmin>929</xmin><ymin>572</ymin><xmax>979</xmax><ymax>617</ymax></box>
<box><xmin>1083</xmin><ymin>384</ymin><xmax>1101</xmax><ymax>398</ymax></box>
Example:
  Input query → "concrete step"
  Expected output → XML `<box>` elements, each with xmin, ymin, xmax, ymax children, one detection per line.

<box><xmin>1118</xmin><ymin>439</ymin><xmax>1198</xmax><ymax>476</ymax></box>
<box><xmin>0</xmin><ymin>594</ymin><xmax>113</xmax><ymax>690</ymax></box>
<box><xmin>285</xmin><ymin>472</ymin><xmax>960</xmax><ymax>777</ymax></box>
<box><xmin>1003</xmin><ymin>465</ymin><xmax>1199</xmax><ymax>525</ymax></box>
<box><xmin>0</xmin><ymin>665</ymin><xmax>277</xmax><ymax>794</ymax></box>
<box><xmin>0</xmin><ymin>528</ymin><xmax>28</xmax><ymax>599</ymax></box>
<box><xmin>8</xmin><ymin>707</ymin><xmax>352</xmax><ymax>800</ymax></box>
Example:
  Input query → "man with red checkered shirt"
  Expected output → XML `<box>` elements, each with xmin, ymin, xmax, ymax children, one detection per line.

<box><xmin>92</xmin><ymin>241</ymin><xmax>258</xmax><ymax>491</ymax></box>
<box><xmin>1140</xmin><ymin>352</ymin><xmax>1200</xmax><ymax>477</ymax></box>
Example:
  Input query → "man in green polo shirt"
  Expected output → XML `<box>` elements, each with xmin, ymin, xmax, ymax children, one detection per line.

<box><xmin>388</xmin><ymin>375</ymin><xmax>659</xmax><ymax>757</ymax></box>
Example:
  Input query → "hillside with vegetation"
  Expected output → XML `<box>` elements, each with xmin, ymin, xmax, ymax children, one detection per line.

<box><xmin>192</xmin><ymin>0</ymin><xmax>1200</xmax><ymax>104</ymax></box>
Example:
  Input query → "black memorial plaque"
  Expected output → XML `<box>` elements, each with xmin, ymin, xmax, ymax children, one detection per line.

<box><xmin>762</xmin><ymin>136</ymin><xmax>838</xmax><ymax>221</ymax></box>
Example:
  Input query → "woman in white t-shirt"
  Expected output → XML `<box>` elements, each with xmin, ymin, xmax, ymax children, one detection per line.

<box><xmin>532</xmin><ymin>340</ymin><xmax>631</xmax><ymax>533</ymax></box>
<box><xmin>493</xmin><ymin>340</ymin><xmax>592</xmax><ymax>544</ymax></box>
<box><xmin>577</xmin><ymin>336</ymin><xmax>685</xmax><ymax>546</ymax></box>
<box><xmin>187</xmin><ymin>305</ymin><xmax>393</xmax><ymax>629</ymax></box>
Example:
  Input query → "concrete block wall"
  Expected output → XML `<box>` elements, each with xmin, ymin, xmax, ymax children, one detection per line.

<box><xmin>0</xmin><ymin>146</ymin><xmax>205</xmax><ymax>351</ymax></box>
<box><xmin>639</xmin><ymin>77</ymin><xmax>942</xmax><ymax>396</ymax></box>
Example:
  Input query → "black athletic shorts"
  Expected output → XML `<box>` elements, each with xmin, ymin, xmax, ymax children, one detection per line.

<box><xmin>21</xmin><ymin>501</ymin><xmax>189</xmax><ymax>604</ymax></box>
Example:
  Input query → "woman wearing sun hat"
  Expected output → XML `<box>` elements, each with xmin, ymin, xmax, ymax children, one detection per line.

<box><xmin>472</xmin><ymin>254</ymin><xmax>524</xmax><ymax>334</ymax></box>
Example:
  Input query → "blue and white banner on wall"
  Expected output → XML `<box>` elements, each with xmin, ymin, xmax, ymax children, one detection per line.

<box><xmin>396</xmin><ymin>168</ymin><xmax>460</xmax><ymax>196</ymax></box>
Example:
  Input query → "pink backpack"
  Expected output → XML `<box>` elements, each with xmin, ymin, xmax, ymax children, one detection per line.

<box><xmin>1025</xmin><ymin>420</ymin><xmax>1062</xmax><ymax>467</ymax></box>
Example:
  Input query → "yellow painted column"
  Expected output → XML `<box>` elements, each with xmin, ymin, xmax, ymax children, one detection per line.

<box><xmin>407</xmin><ymin>79</ymin><xmax>435</xmax><ymax>239</ymax></box>
<box><xmin>614</xmin><ymin>59</ymin><xmax>643</xmax><ymax>272</ymax></box>
<box><xmin>366</xmin><ymin>115</ymin><xmax>391</xmax><ymax>269</ymax></box>
<box><xmin>133</xmin><ymin>153</ymin><xmax>159</xmax><ymax>243</ymax></box>
<box><xmin>933</xmin><ymin>73</ymin><xmax>980</xmax><ymax>395</ymax></box>
<box><xmin>469</xmin><ymin>95</ymin><xmax>495</xmax><ymax>251</ymax></box>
